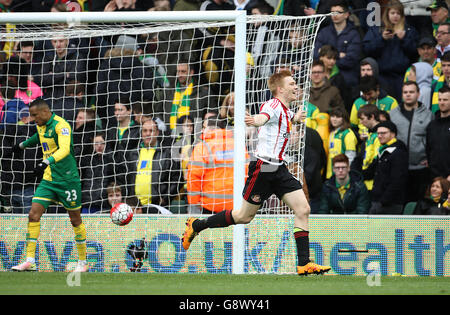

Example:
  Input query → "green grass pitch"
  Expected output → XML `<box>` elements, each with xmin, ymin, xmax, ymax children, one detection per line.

<box><xmin>1</xmin><ymin>273</ymin><xmax>449</xmax><ymax>295</ymax></box>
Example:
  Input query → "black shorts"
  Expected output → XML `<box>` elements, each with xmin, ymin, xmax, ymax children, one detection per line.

<box><xmin>242</xmin><ymin>159</ymin><xmax>303</xmax><ymax>205</ymax></box>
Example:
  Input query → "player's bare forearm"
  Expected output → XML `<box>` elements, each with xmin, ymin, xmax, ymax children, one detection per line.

<box><xmin>245</xmin><ymin>113</ymin><xmax>269</xmax><ymax>127</ymax></box>
<box><xmin>292</xmin><ymin>110</ymin><xmax>307</xmax><ymax>124</ymax></box>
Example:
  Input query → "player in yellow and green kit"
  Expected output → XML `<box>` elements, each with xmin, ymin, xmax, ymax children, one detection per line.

<box><xmin>11</xmin><ymin>99</ymin><xmax>88</xmax><ymax>272</ymax></box>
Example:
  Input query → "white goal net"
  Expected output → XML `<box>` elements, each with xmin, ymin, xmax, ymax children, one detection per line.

<box><xmin>0</xmin><ymin>11</ymin><xmax>326</xmax><ymax>218</ymax></box>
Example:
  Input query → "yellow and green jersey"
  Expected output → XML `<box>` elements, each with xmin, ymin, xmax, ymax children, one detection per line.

<box><xmin>362</xmin><ymin>131</ymin><xmax>381</xmax><ymax>190</ymax></box>
<box><xmin>118</xmin><ymin>120</ymin><xmax>135</xmax><ymax>140</ymax></box>
<box><xmin>135</xmin><ymin>145</ymin><xmax>157</xmax><ymax>205</ymax></box>
<box><xmin>22</xmin><ymin>113</ymin><xmax>79</xmax><ymax>183</ymax></box>
<box><xmin>326</xmin><ymin>128</ymin><xmax>358</xmax><ymax>179</ymax></box>
<box><xmin>305</xmin><ymin>101</ymin><xmax>319</xmax><ymax>129</ymax></box>
<box><xmin>350</xmin><ymin>95</ymin><xmax>398</xmax><ymax>135</ymax></box>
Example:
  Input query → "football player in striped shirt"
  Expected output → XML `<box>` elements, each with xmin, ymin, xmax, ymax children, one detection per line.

<box><xmin>11</xmin><ymin>99</ymin><xmax>88</xmax><ymax>272</ymax></box>
<box><xmin>182</xmin><ymin>70</ymin><xmax>331</xmax><ymax>276</ymax></box>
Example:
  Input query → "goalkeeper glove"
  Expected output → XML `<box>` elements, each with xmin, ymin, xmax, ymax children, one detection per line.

<box><xmin>12</xmin><ymin>142</ymin><xmax>24</xmax><ymax>155</ymax></box>
<box><xmin>34</xmin><ymin>160</ymin><xmax>49</xmax><ymax>178</ymax></box>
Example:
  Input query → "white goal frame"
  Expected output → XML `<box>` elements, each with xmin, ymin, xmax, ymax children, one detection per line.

<box><xmin>1</xmin><ymin>10</ymin><xmax>249</xmax><ymax>274</ymax></box>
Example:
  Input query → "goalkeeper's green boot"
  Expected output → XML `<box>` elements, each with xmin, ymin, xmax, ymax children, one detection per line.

<box><xmin>182</xmin><ymin>217</ymin><xmax>198</xmax><ymax>251</ymax></box>
<box><xmin>297</xmin><ymin>262</ymin><xmax>331</xmax><ymax>276</ymax></box>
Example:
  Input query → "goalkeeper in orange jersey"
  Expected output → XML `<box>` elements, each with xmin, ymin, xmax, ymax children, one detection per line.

<box><xmin>10</xmin><ymin>99</ymin><xmax>88</xmax><ymax>272</ymax></box>
<box><xmin>182</xmin><ymin>70</ymin><xmax>331</xmax><ymax>276</ymax></box>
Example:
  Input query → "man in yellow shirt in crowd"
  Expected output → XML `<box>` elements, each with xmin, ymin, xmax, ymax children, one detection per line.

<box><xmin>117</xmin><ymin>119</ymin><xmax>182</xmax><ymax>212</ymax></box>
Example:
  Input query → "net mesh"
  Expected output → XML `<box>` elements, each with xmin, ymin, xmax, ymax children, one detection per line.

<box><xmin>0</xmin><ymin>13</ymin><xmax>326</xmax><ymax>216</ymax></box>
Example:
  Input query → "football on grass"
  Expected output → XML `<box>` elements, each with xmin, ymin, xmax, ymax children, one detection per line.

<box><xmin>110</xmin><ymin>203</ymin><xmax>133</xmax><ymax>226</ymax></box>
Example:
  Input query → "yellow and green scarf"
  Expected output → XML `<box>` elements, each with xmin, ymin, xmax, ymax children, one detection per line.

<box><xmin>170</xmin><ymin>81</ymin><xmax>193</xmax><ymax>130</ymax></box>
<box><xmin>336</xmin><ymin>178</ymin><xmax>350</xmax><ymax>201</ymax></box>
<box><xmin>378</xmin><ymin>138</ymin><xmax>397</xmax><ymax>156</ymax></box>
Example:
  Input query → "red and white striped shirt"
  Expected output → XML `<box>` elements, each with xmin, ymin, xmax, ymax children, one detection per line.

<box><xmin>255</xmin><ymin>98</ymin><xmax>294</xmax><ymax>163</ymax></box>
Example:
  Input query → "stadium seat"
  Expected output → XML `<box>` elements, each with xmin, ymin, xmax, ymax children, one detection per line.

<box><xmin>403</xmin><ymin>202</ymin><xmax>417</xmax><ymax>215</ymax></box>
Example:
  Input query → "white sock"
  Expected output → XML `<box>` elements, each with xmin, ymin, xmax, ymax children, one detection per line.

<box><xmin>26</xmin><ymin>257</ymin><xmax>35</xmax><ymax>264</ymax></box>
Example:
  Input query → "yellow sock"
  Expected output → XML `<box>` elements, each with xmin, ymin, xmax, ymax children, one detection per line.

<box><xmin>26</xmin><ymin>222</ymin><xmax>40</xmax><ymax>260</ymax></box>
<box><xmin>73</xmin><ymin>223</ymin><xmax>87</xmax><ymax>261</ymax></box>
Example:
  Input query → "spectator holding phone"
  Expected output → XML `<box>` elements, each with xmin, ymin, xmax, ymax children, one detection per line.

<box><xmin>363</xmin><ymin>0</ymin><xmax>419</xmax><ymax>103</ymax></box>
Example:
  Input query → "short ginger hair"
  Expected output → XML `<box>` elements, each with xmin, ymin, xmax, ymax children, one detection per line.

<box><xmin>267</xmin><ymin>70</ymin><xmax>292</xmax><ymax>96</ymax></box>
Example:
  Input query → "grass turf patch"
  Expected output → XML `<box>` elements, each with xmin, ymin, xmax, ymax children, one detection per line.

<box><xmin>1</xmin><ymin>273</ymin><xmax>449</xmax><ymax>295</ymax></box>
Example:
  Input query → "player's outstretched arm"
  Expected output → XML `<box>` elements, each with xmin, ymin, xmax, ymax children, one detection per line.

<box><xmin>15</xmin><ymin>132</ymin><xmax>40</xmax><ymax>151</ymax></box>
<box><xmin>245</xmin><ymin>112</ymin><xmax>269</xmax><ymax>127</ymax></box>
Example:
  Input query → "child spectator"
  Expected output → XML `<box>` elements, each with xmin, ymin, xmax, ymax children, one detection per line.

<box><xmin>326</xmin><ymin>107</ymin><xmax>358</xmax><ymax>179</ymax></box>
<box><xmin>106</xmin><ymin>182</ymin><xmax>123</xmax><ymax>209</ymax></box>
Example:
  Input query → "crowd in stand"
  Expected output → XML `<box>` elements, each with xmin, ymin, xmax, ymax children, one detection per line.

<box><xmin>0</xmin><ymin>0</ymin><xmax>449</xmax><ymax>216</ymax></box>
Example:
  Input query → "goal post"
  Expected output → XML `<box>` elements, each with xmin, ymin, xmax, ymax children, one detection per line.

<box><xmin>0</xmin><ymin>11</ymin><xmax>326</xmax><ymax>274</ymax></box>
<box><xmin>231</xmin><ymin>11</ymin><xmax>247</xmax><ymax>275</ymax></box>
<box><xmin>0</xmin><ymin>10</ymin><xmax>247</xmax><ymax>23</ymax></box>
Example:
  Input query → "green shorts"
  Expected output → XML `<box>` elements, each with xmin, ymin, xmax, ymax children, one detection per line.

<box><xmin>32</xmin><ymin>179</ymin><xmax>82</xmax><ymax>211</ymax></box>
